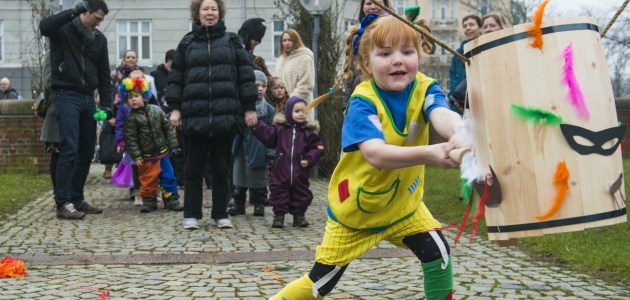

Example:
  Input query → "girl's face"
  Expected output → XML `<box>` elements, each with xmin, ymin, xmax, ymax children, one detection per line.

<box><xmin>362</xmin><ymin>0</ymin><xmax>385</xmax><ymax>17</ymax></box>
<box><xmin>199</xmin><ymin>0</ymin><xmax>219</xmax><ymax>26</ymax></box>
<box><xmin>292</xmin><ymin>102</ymin><xmax>306</xmax><ymax>124</ymax></box>
<box><xmin>124</xmin><ymin>51</ymin><xmax>137</xmax><ymax>66</ymax></box>
<box><xmin>256</xmin><ymin>80</ymin><xmax>267</xmax><ymax>100</ymax></box>
<box><xmin>482</xmin><ymin>17</ymin><xmax>502</xmax><ymax>34</ymax></box>
<box><xmin>365</xmin><ymin>40</ymin><xmax>418</xmax><ymax>92</ymax></box>
<box><xmin>127</xmin><ymin>91</ymin><xmax>144</xmax><ymax>109</ymax></box>
<box><xmin>270</xmin><ymin>81</ymin><xmax>286</xmax><ymax>99</ymax></box>
<box><xmin>282</xmin><ymin>33</ymin><xmax>294</xmax><ymax>54</ymax></box>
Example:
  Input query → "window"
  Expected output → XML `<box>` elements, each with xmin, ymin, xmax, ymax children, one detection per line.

<box><xmin>344</xmin><ymin>19</ymin><xmax>356</xmax><ymax>31</ymax></box>
<box><xmin>272</xmin><ymin>19</ymin><xmax>294</xmax><ymax>59</ymax></box>
<box><xmin>0</xmin><ymin>21</ymin><xmax>3</xmax><ymax>61</ymax></box>
<box><xmin>431</xmin><ymin>0</ymin><xmax>436</xmax><ymax>20</ymax></box>
<box><xmin>450</xmin><ymin>0</ymin><xmax>456</xmax><ymax>20</ymax></box>
<box><xmin>450</xmin><ymin>33</ymin><xmax>456</xmax><ymax>50</ymax></box>
<box><xmin>440</xmin><ymin>0</ymin><xmax>446</xmax><ymax>21</ymax></box>
<box><xmin>117</xmin><ymin>21</ymin><xmax>152</xmax><ymax>64</ymax></box>
<box><xmin>440</xmin><ymin>34</ymin><xmax>447</xmax><ymax>56</ymax></box>
<box><xmin>477</xmin><ymin>0</ymin><xmax>493</xmax><ymax>15</ymax></box>
<box><xmin>393</xmin><ymin>0</ymin><xmax>406</xmax><ymax>15</ymax></box>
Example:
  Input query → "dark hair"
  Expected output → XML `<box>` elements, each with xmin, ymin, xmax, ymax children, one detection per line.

<box><xmin>190</xmin><ymin>0</ymin><xmax>226</xmax><ymax>23</ymax></box>
<box><xmin>462</xmin><ymin>14</ymin><xmax>482</xmax><ymax>27</ymax></box>
<box><xmin>165</xmin><ymin>49</ymin><xmax>175</xmax><ymax>62</ymax></box>
<box><xmin>358</xmin><ymin>0</ymin><xmax>392</xmax><ymax>22</ymax></box>
<box><xmin>87</xmin><ymin>0</ymin><xmax>109</xmax><ymax>15</ymax></box>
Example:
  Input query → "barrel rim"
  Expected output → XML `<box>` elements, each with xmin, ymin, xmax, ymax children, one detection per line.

<box><xmin>464</xmin><ymin>23</ymin><xmax>599</xmax><ymax>59</ymax></box>
<box><xmin>487</xmin><ymin>207</ymin><xmax>626</xmax><ymax>233</ymax></box>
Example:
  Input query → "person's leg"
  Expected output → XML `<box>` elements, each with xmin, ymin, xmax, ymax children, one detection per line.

<box><xmin>289</xmin><ymin>177</ymin><xmax>313</xmax><ymax>227</ymax></box>
<box><xmin>208</xmin><ymin>136</ymin><xmax>231</xmax><ymax>221</ymax></box>
<box><xmin>49</xmin><ymin>152</ymin><xmax>59</xmax><ymax>192</ymax></box>
<box><xmin>70</xmin><ymin>93</ymin><xmax>96</xmax><ymax>205</ymax></box>
<box><xmin>250</xmin><ymin>187</ymin><xmax>267</xmax><ymax>217</ymax></box>
<box><xmin>54</xmin><ymin>91</ymin><xmax>82</xmax><ymax>209</ymax></box>
<box><xmin>402</xmin><ymin>231</ymin><xmax>453</xmax><ymax>300</ymax></box>
<box><xmin>139</xmin><ymin>160</ymin><xmax>161</xmax><ymax>213</ymax></box>
<box><xmin>159</xmin><ymin>156</ymin><xmax>182</xmax><ymax>211</ymax></box>
<box><xmin>228</xmin><ymin>186</ymin><xmax>247</xmax><ymax>215</ymax></box>
<box><xmin>269</xmin><ymin>183</ymin><xmax>290</xmax><ymax>227</ymax></box>
<box><xmin>203</xmin><ymin>156</ymin><xmax>213</xmax><ymax>189</ymax></box>
<box><xmin>183</xmin><ymin>136</ymin><xmax>209</xmax><ymax>220</ymax></box>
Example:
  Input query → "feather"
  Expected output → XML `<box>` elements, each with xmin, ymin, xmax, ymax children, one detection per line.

<box><xmin>460</xmin><ymin>178</ymin><xmax>472</xmax><ymax>203</ymax></box>
<box><xmin>527</xmin><ymin>0</ymin><xmax>549</xmax><ymax>50</ymax></box>
<box><xmin>455</xmin><ymin>118</ymin><xmax>485</xmax><ymax>185</ymax></box>
<box><xmin>536</xmin><ymin>161</ymin><xmax>570</xmax><ymax>221</ymax></box>
<box><xmin>560</xmin><ymin>44</ymin><xmax>590</xmax><ymax>120</ymax></box>
<box><xmin>0</xmin><ymin>257</ymin><xmax>26</xmax><ymax>278</ymax></box>
<box><xmin>510</xmin><ymin>103</ymin><xmax>563</xmax><ymax>125</ymax></box>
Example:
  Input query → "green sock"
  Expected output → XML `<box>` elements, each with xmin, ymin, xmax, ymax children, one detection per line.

<box><xmin>421</xmin><ymin>255</ymin><xmax>453</xmax><ymax>300</ymax></box>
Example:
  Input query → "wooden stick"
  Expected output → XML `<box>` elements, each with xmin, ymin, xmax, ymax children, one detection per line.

<box><xmin>449</xmin><ymin>148</ymin><xmax>471</xmax><ymax>164</ymax></box>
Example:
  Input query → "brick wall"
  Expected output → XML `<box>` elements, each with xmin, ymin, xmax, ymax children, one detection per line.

<box><xmin>430</xmin><ymin>98</ymin><xmax>630</xmax><ymax>158</ymax></box>
<box><xmin>0</xmin><ymin>100</ymin><xmax>49</xmax><ymax>175</ymax></box>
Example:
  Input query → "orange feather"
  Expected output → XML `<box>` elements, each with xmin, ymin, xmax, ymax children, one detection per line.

<box><xmin>536</xmin><ymin>161</ymin><xmax>570</xmax><ymax>221</ymax></box>
<box><xmin>527</xmin><ymin>0</ymin><xmax>549</xmax><ymax>50</ymax></box>
<box><xmin>0</xmin><ymin>257</ymin><xmax>27</xmax><ymax>278</ymax></box>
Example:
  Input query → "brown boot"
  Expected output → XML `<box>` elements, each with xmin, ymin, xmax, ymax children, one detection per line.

<box><xmin>272</xmin><ymin>215</ymin><xmax>285</xmax><ymax>228</ymax></box>
<box><xmin>292</xmin><ymin>215</ymin><xmax>309</xmax><ymax>227</ymax></box>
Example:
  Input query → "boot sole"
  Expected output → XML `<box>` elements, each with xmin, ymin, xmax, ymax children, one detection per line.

<box><xmin>271</xmin><ymin>224</ymin><xmax>284</xmax><ymax>228</ymax></box>
<box><xmin>56</xmin><ymin>214</ymin><xmax>85</xmax><ymax>220</ymax></box>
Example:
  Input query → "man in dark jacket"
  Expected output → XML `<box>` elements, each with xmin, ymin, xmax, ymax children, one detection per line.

<box><xmin>150</xmin><ymin>49</ymin><xmax>175</xmax><ymax>104</ymax></box>
<box><xmin>448</xmin><ymin>14</ymin><xmax>481</xmax><ymax>112</ymax></box>
<box><xmin>1</xmin><ymin>78</ymin><xmax>19</xmax><ymax>99</ymax></box>
<box><xmin>40</xmin><ymin>0</ymin><xmax>112</xmax><ymax>220</ymax></box>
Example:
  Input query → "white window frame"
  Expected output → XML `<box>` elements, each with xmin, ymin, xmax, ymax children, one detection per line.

<box><xmin>117</xmin><ymin>20</ymin><xmax>152</xmax><ymax>65</ymax></box>
<box><xmin>0</xmin><ymin>21</ymin><xmax>3</xmax><ymax>62</ymax></box>
<box><xmin>393</xmin><ymin>0</ymin><xmax>406</xmax><ymax>15</ymax></box>
<box><xmin>450</xmin><ymin>0</ymin><xmax>456</xmax><ymax>20</ymax></box>
<box><xmin>272</xmin><ymin>19</ymin><xmax>293</xmax><ymax>60</ymax></box>
<box><xmin>431</xmin><ymin>0</ymin><xmax>436</xmax><ymax>20</ymax></box>
<box><xmin>440</xmin><ymin>0</ymin><xmax>447</xmax><ymax>21</ymax></box>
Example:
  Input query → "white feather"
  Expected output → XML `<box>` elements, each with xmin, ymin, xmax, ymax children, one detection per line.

<box><xmin>455</xmin><ymin>118</ymin><xmax>484</xmax><ymax>185</ymax></box>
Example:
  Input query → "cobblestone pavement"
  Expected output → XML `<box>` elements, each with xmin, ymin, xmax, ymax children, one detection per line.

<box><xmin>0</xmin><ymin>164</ymin><xmax>629</xmax><ymax>299</ymax></box>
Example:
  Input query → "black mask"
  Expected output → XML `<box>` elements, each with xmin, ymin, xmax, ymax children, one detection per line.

<box><xmin>560</xmin><ymin>124</ymin><xmax>626</xmax><ymax>156</ymax></box>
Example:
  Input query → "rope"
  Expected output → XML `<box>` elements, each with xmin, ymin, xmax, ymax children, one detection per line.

<box><xmin>372</xmin><ymin>1</ymin><xmax>471</xmax><ymax>64</ymax></box>
<box><xmin>601</xmin><ymin>0</ymin><xmax>630</xmax><ymax>37</ymax></box>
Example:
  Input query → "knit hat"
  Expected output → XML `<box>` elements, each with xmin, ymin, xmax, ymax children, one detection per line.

<box><xmin>284</xmin><ymin>96</ymin><xmax>308</xmax><ymax>124</ymax></box>
<box><xmin>254</xmin><ymin>70</ymin><xmax>267</xmax><ymax>85</ymax></box>
<box><xmin>238</xmin><ymin>18</ymin><xmax>266</xmax><ymax>50</ymax></box>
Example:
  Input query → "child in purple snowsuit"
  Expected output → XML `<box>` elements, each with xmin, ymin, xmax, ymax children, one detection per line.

<box><xmin>251</xmin><ymin>96</ymin><xmax>324</xmax><ymax>228</ymax></box>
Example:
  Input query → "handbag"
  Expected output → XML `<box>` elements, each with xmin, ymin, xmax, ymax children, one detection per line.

<box><xmin>98</xmin><ymin>122</ymin><xmax>122</xmax><ymax>164</ymax></box>
<box><xmin>33</xmin><ymin>95</ymin><xmax>53</xmax><ymax>118</ymax></box>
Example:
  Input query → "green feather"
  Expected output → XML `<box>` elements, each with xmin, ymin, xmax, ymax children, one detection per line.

<box><xmin>404</xmin><ymin>6</ymin><xmax>420</xmax><ymax>22</ymax></box>
<box><xmin>510</xmin><ymin>103</ymin><xmax>563</xmax><ymax>125</ymax></box>
<box><xmin>460</xmin><ymin>178</ymin><xmax>472</xmax><ymax>205</ymax></box>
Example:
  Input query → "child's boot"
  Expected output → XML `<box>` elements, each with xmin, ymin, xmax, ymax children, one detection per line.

<box><xmin>293</xmin><ymin>214</ymin><xmax>310</xmax><ymax>227</ymax></box>
<box><xmin>140</xmin><ymin>198</ymin><xmax>157</xmax><ymax>213</ymax></box>
<box><xmin>227</xmin><ymin>187</ymin><xmax>246</xmax><ymax>216</ymax></box>
<box><xmin>272</xmin><ymin>215</ymin><xmax>285</xmax><ymax>228</ymax></box>
<box><xmin>164</xmin><ymin>193</ymin><xmax>184</xmax><ymax>211</ymax></box>
<box><xmin>251</xmin><ymin>188</ymin><xmax>267</xmax><ymax>217</ymax></box>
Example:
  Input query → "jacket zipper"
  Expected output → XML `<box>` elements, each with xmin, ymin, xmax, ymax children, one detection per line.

<box><xmin>290</xmin><ymin>126</ymin><xmax>295</xmax><ymax>185</ymax></box>
<box><xmin>206</xmin><ymin>28</ymin><xmax>213</xmax><ymax>136</ymax></box>
<box><xmin>81</xmin><ymin>46</ymin><xmax>85</xmax><ymax>91</ymax></box>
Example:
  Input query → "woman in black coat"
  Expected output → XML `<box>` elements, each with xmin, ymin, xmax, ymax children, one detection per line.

<box><xmin>165</xmin><ymin>0</ymin><xmax>258</xmax><ymax>230</ymax></box>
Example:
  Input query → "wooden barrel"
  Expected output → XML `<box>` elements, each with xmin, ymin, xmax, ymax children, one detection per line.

<box><xmin>463</xmin><ymin>17</ymin><xmax>627</xmax><ymax>242</ymax></box>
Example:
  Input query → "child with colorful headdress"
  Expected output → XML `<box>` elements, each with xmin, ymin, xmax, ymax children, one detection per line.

<box><xmin>119</xmin><ymin>77</ymin><xmax>181</xmax><ymax>213</ymax></box>
<box><xmin>269</xmin><ymin>9</ymin><xmax>461</xmax><ymax>300</ymax></box>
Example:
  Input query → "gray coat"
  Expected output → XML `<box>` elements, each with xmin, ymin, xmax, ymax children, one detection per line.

<box><xmin>40</xmin><ymin>101</ymin><xmax>60</xmax><ymax>143</ymax></box>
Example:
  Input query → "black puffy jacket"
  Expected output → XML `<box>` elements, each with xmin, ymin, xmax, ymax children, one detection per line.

<box><xmin>39</xmin><ymin>9</ymin><xmax>112</xmax><ymax>108</ymax></box>
<box><xmin>165</xmin><ymin>20</ymin><xmax>257</xmax><ymax>137</ymax></box>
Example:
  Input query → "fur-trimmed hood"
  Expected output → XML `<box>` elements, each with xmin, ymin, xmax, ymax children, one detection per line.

<box><xmin>272</xmin><ymin>113</ymin><xmax>320</xmax><ymax>131</ymax></box>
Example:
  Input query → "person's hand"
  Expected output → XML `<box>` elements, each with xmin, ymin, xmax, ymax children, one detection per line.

<box><xmin>300</xmin><ymin>160</ymin><xmax>309</xmax><ymax>168</ymax></box>
<box><xmin>428</xmin><ymin>141</ymin><xmax>459</xmax><ymax>169</ymax></box>
<box><xmin>245</xmin><ymin>110</ymin><xmax>257</xmax><ymax>127</ymax></box>
<box><xmin>75</xmin><ymin>1</ymin><xmax>89</xmax><ymax>14</ymax></box>
<box><xmin>117</xmin><ymin>146</ymin><xmax>124</xmax><ymax>153</ymax></box>
<box><xmin>108</xmin><ymin>117</ymin><xmax>116</xmax><ymax>126</ymax></box>
<box><xmin>170</xmin><ymin>109</ymin><xmax>181</xmax><ymax>127</ymax></box>
<box><xmin>135</xmin><ymin>159</ymin><xmax>143</xmax><ymax>167</ymax></box>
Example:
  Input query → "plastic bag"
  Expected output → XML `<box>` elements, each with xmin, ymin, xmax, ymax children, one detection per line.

<box><xmin>109</xmin><ymin>153</ymin><xmax>134</xmax><ymax>188</ymax></box>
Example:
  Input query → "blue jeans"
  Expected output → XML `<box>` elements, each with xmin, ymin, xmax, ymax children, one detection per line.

<box><xmin>159</xmin><ymin>156</ymin><xmax>178</xmax><ymax>195</ymax></box>
<box><xmin>54</xmin><ymin>90</ymin><xmax>96</xmax><ymax>208</ymax></box>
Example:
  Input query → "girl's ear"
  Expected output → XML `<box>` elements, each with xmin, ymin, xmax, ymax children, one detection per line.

<box><xmin>363</xmin><ymin>60</ymin><xmax>372</xmax><ymax>75</ymax></box>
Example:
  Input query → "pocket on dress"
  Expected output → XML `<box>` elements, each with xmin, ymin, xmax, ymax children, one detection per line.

<box><xmin>356</xmin><ymin>180</ymin><xmax>400</xmax><ymax>213</ymax></box>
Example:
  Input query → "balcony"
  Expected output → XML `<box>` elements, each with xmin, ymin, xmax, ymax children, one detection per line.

<box><xmin>429</xmin><ymin>18</ymin><xmax>459</xmax><ymax>29</ymax></box>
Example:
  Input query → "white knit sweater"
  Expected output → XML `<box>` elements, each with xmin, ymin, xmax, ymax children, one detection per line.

<box><xmin>275</xmin><ymin>47</ymin><xmax>315</xmax><ymax>102</ymax></box>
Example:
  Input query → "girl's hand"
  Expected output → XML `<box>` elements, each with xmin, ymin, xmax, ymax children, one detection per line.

<box><xmin>300</xmin><ymin>160</ymin><xmax>308</xmax><ymax>168</ymax></box>
<box><xmin>429</xmin><ymin>142</ymin><xmax>459</xmax><ymax>169</ymax></box>
<box><xmin>135</xmin><ymin>159</ymin><xmax>143</xmax><ymax>167</ymax></box>
<box><xmin>170</xmin><ymin>109</ymin><xmax>181</xmax><ymax>127</ymax></box>
<box><xmin>245</xmin><ymin>110</ymin><xmax>257</xmax><ymax>127</ymax></box>
<box><xmin>108</xmin><ymin>117</ymin><xmax>116</xmax><ymax>126</ymax></box>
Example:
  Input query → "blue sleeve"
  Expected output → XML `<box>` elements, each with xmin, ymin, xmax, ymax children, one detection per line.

<box><xmin>423</xmin><ymin>83</ymin><xmax>449</xmax><ymax>121</ymax></box>
<box><xmin>342</xmin><ymin>98</ymin><xmax>384</xmax><ymax>152</ymax></box>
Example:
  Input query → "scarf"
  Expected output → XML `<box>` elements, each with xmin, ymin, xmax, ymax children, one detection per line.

<box><xmin>255</xmin><ymin>97</ymin><xmax>269</xmax><ymax>119</ymax></box>
<box><xmin>72</xmin><ymin>17</ymin><xmax>95</xmax><ymax>45</ymax></box>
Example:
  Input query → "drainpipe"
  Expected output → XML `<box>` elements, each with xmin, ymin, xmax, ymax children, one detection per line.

<box><xmin>242</xmin><ymin>0</ymin><xmax>246</xmax><ymax>23</ymax></box>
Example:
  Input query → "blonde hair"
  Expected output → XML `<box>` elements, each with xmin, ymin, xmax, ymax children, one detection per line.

<box><xmin>481</xmin><ymin>13</ymin><xmax>507</xmax><ymax>30</ymax></box>
<box><xmin>305</xmin><ymin>15</ymin><xmax>434</xmax><ymax>112</ymax></box>
<box><xmin>277</xmin><ymin>29</ymin><xmax>306</xmax><ymax>57</ymax></box>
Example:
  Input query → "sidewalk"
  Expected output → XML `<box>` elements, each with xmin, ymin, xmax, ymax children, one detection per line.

<box><xmin>0</xmin><ymin>164</ymin><xmax>628</xmax><ymax>299</ymax></box>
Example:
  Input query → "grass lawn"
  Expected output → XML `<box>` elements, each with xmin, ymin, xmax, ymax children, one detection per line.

<box><xmin>0</xmin><ymin>173</ymin><xmax>51</xmax><ymax>220</ymax></box>
<box><xmin>424</xmin><ymin>161</ymin><xmax>630</xmax><ymax>285</ymax></box>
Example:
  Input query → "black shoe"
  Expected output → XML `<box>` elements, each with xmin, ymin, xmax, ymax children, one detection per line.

<box><xmin>272</xmin><ymin>215</ymin><xmax>284</xmax><ymax>228</ymax></box>
<box><xmin>253</xmin><ymin>205</ymin><xmax>265</xmax><ymax>217</ymax></box>
<box><xmin>227</xmin><ymin>198</ymin><xmax>235</xmax><ymax>208</ymax></box>
<box><xmin>292</xmin><ymin>215</ymin><xmax>309</xmax><ymax>227</ymax></box>
<box><xmin>75</xmin><ymin>200</ymin><xmax>103</xmax><ymax>214</ymax></box>
<box><xmin>164</xmin><ymin>194</ymin><xmax>183</xmax><ymax>211</ymax></box>
<box><xmin>140</xmin><ymin>198</ymin><xmax>156</xmax><ymax>213</ymax></box>
<box><xmin>227</xmin><ymin>204</ymin><xmax>245</xmax><ymax>216</ymax></box>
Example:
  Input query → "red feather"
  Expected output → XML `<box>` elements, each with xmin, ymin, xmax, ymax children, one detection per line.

<box><xmin>527</xmin><ymin>0</ymin><xmax>549</xmax><ymax>50</ymax></box>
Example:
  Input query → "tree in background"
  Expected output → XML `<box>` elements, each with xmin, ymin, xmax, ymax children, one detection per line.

<box><xmin>24</xmin><ymin>0</ymin><xmax>53</xmax><ymax>99</ymax></box>
<box><xmin>273</xmin><ymin>0</ymin><xmax>346</xmax><ymax>176</ymax></box>
<box><xmin>460</xmin><ymin>0</ymin><xmax>540</xmax><ymax>26</ymax></box>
